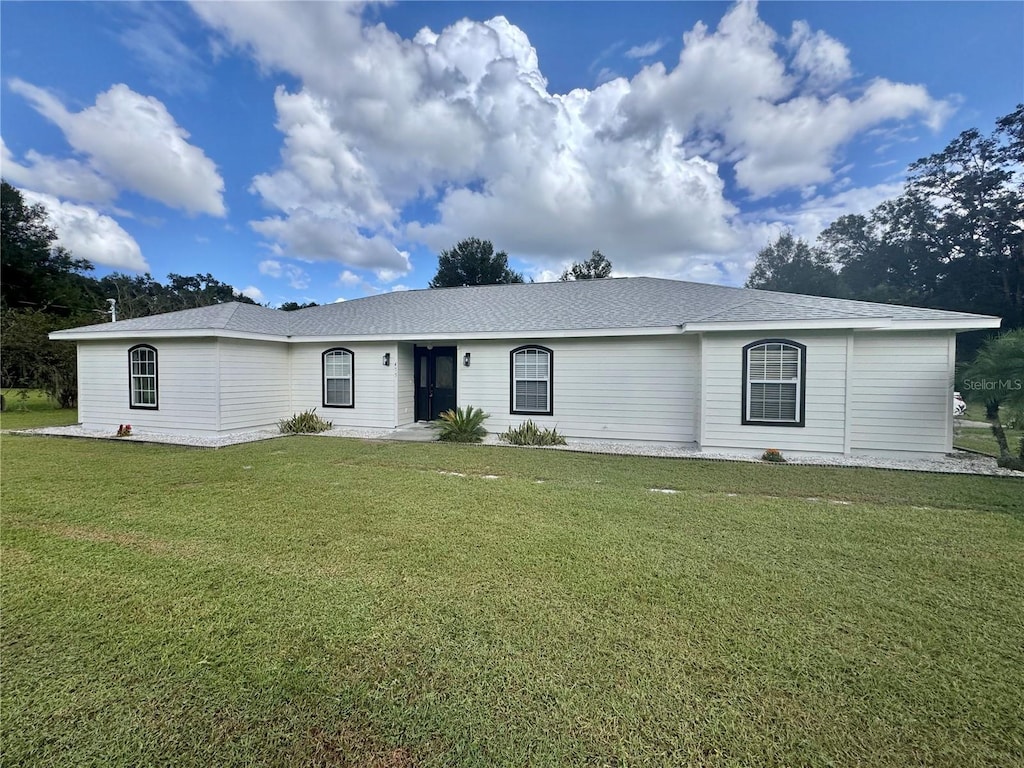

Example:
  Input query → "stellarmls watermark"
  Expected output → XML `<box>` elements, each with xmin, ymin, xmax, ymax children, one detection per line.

<box><xmin>962</xmin><ymin>378</ymin><xmax>1024</xmax><ymax>393</ymax></box>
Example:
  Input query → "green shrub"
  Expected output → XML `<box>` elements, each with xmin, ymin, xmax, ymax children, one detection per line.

<box><xmin>279</xmin><ymin>409</ymin><xmax>333</xmax><ymax>434</ymax></box>
<box><xmin>997</xmin><ymin>455</ymin><xmax>1024</xmax><ymax>472</ymax></box>
<box><xmin>500</xmin><ymin>420</ymin><xmax>567</xmax><ymax>446</ymax></box>
<box><xmin>434</xmin><ymin>406</ymin><xmax>488</xmax><ymax>443</ymax></box>
<box><xmin>761</xmin><ymin>448</ymin><xmax>786</xmax><ymax>463</ymax></box>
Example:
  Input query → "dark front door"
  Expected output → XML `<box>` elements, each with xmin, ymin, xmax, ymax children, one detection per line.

<box><xmin>415</xmin><ymin>346</ymin><xmax>457</xmax><ymax>421</ymax></box>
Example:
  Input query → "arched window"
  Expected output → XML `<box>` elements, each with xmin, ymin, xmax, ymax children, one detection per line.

<box><xmin>323</xmin><ymin>348</ymin><xmax>354</xmax><ymax>407</ymax></box>
<box><xmin>510</xmin><ymin>345</ymin><xmax>553</xmax><ymax>415</ymax></box>
<box><xmin>129</xmin><ymin>344</ymin><xmax>158</xmax><ymax>409</ymax></box>
<box><xmin>742</xmin><ymin>339</ymin><xmax>805</xmax><ymax>426</ymax></box>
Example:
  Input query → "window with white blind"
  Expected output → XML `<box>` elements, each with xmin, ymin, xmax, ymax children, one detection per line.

<box><xmin>510</xmin><ymin>345</ymin><xmax>553</xmax><ymax>415</ymax></box>
<box><xmin>323</xmin><ymin>348</ymin><xmax>354</xmax><ymax>408</ymax></box>
<box><xmin>742</xmin><ymin>340</ymin><xmax>806</xmax><ymax>426</ymax></box>
<box><xmin>129</xmin><ymin>344</ymin><xmax>158</xmax><ymax>409</ymax></box>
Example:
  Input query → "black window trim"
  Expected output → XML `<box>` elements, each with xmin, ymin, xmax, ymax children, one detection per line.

<box><xmin>510</xmin><ymin>344</ymin><xmax>554</xmax><ymax>416</ymax></box>
<box><xmin>741</xmin><ymin>338</ymin><xmax>806</xmax><ymax>428</ymax></box>
<box><xmin>322</xmin><ymin>347</ymin><xmax>355</xmax><ymax>409</ymax></box>
<box><xmin>128</xmin><ymin>343</ymin><xmax>159</xmax><ymax>410</ymax></box>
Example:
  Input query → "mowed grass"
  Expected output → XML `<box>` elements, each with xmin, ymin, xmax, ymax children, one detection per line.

<box><xmin>955</xmin><ymin>425</ymin><xmax>1024</xmax><ymax>457</ymax></box>
<box><xmin>0</xmin><ymin>389</ymin><xmax>78</xmax><ymax>430</ymax></box>
<box><xmin>2</xmin><ymin>435</ymin><xmax>1023</xmax><ymax>767</ymax></box>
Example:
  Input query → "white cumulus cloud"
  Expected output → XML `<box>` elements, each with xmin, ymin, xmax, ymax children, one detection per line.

<box><xmin>239</xmin><ymin>285</ymin><xmax>265</xmax><ymax>302</ymax></box>
<box><xmin>21</xmin><ymin>190</ymin><xmax>148</xmax><ymax>272</ymax></box>
<box><xmin>193</xmin><ymin>0</ymin><xmax>949</xmax><ymax>280</ymax></box>
<box><xmin>9</xmin><ymin>79</ymin><xmax>225</xmax><ymax>216</ymax></box>
<box><xmin>1</xmin><ymin>138</ymin><xmax>118</xmax><ymax>204</ymax></box>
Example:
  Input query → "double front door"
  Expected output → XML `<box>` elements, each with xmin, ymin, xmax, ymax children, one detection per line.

<box><xmin>415</xmin><ymin>346</ymin><xmax>457</xmax><ymax>421</ymax></box>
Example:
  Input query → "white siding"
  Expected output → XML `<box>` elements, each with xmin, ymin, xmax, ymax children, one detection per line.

<box><xmin>701</xmin><ymin>331</ymin><xmax>848</xmax><ymax>455</ymax></box>
<box><xmin>77</xmin><ymin>339</ymin><xmax>220</xmax><ymax>434</ymax></box>
<box><xmin>290</xmin><ymin>342</ymin><xmax>398</xmax><ymax>428</ymax></box>
<box><xmin>218</xmin><ymin>339</ymin><xmax>291</xmax><ymax>431</ymax></box>
<box><xmin>395</xmin><ymin>343</ymin><xmax>416</xmax><ymax>426</ymax></box>
<box><xmin>457</xmin><ymin>336</ymin><xmax>698</xmax><ymax>443</ymax></box>
<box><xmin>849</xmin><ymin>332</ymin><xmax>954</xmax><ymax>456</ymax></box>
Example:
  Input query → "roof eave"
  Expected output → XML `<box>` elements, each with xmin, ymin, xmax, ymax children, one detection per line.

<box><xmin>49</xmin><ymin>328</ymin><xmax>291</xmax><ymax>342</ymax></box>
<box><xmin>682</xmin><ymin>318</ymin><xmax>892</xmax><ymax>332</ymax></box>
<box><xmin>682</xmin><ymin>316</ymin><xmax>1002</xmax><ymax>333</ymax></box>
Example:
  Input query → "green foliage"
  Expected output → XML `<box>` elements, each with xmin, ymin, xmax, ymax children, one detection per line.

<box><xmin>433</xmin><ymin>405</ymin><xmax>488</xmax><ymax>442</ymax></box>
<box><xmin>560</xmin><ymin>250</ymin><xmax>613</xmax><ymax>281</ymax></box>
<box><xmin>96</xmin><ymin>271</ymin><xmax>257</xmax><ymax>320</ymax></box>
<box><xmin>429</xmin><ymin>238</ymin><xmax>524</xmax><ymax>288</ymax></box>
<box><xmin>963</xmin><ymin>329</ymin><xmax>1024</xmax><ymax>459</ymax></box>
<box><xmin>745</xmin><ymin>232</ymin><xmax>845</xmax><ymax>297</ymax></box>
<box><xmin>1</xmin><ymin>180</ymin><xmax>95</xmax><ymax>313</ymax></box>
<box><xmin>500</xmin><ymin>419</ymin><xmax>567</xmax><ymax>446</ymax></box>
<box><xmin>278</xmin><ymin>409</ymin><xmax>333</xmax><ymax>434</ymax></box>
<box><xmin>997</xmin><ymin>455</ymin><xmax>1024</xmax><ymax>471</ymax></box>
<box><xmin>278</xmin><ymin>301</ymin><xmax>320</xmax><ymax>311</ymax></box>
<box><xmin>747</xmin><ymin>107</ymin><xmax>1024</xmax><ymax>342</ymax></box>
<box><xmin>0</xmin><ymin>309</ymin><xmax>89</xmax><ymax>407</ymax></box>
<box><xmin>761</xmin><ymin>448</ymin><xmax>786</xmax><ymax>463</ymax></box>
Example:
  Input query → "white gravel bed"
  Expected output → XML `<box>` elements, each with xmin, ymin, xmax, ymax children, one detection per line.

<box><xmin>14</xmin><ymin>424</ymin><xmax>281</xmax><ymax>448</ymax></box>
<box><xmin>481</xmin><ymin>433</ymin><xmax>1020</xmax><ymax>477</ymax></box>
<box><xmin>13</xmin><ymin>424</ymin><xmax>1020</xmax><ymax>476</ymax></box>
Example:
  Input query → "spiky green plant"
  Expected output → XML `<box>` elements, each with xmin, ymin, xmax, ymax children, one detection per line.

<box><xmin>500</xmin><ymin>420</ymin><xmax>567</xmax><ymax>446</ymax></box>
<box><xmin>433</xmin><ymin>406</ymin><xmax>488</xmax><ymax>443</ymax></box>
<box><xmin>278</xmin><ymin>408</ymin><xmax>333</xmax><ymax>434</ymax></box>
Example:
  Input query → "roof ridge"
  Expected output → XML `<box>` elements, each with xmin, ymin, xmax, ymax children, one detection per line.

<box><xmin>219</xmin><ymin>301</ymin><xmax>242</xmax><ymax>328</ymax></box>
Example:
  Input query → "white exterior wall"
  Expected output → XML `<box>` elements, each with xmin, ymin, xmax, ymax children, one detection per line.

<box><xmin>218</xmin><ymin>339</ymin><xmax>291</xmax><ymax>431</ymax></box>
<box><xmin>290</xmin><ymin>341</ymin><xmax>398</xmax><ymax>428</ymax></box>
<box><xmin>457</xmin><ymin>335</ymin><xmax>699</xmax><ymax>443</ymax></box>
<box><xmin>849</xmin><ymin>331</ymin><xmax>954</xmax><ymax>456</ymax></box>
<box><xmin>395</xmin><ymin>343</ymin><xmax>416</xmax><ymax>426</ymax></box>
<box><xmin>700</xmin><ymin>331</ymin><xmax>849</xmax><ymax>455</ymax></box>
<box><xmin>77</xmin><ymin>339</ymin><xmax>220</xmax><ymax>434</ymax></box>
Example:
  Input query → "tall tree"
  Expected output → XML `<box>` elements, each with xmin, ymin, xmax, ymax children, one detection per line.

<box><xmin>744</xmin><ymin>232</ymin><xmax>844</xmax><ymax>297</ymax></box>
<box><xmin>429</xmin><ymin>238</ymin><xmax>524</xmax><ymax>288</ymax></box>
<box><xmin>1</xmin><ymin>180</ymin><xmax>95</xmax><ymax>313</ymax></box>
<box><xmin>903</xmin><ymin>110</ymin><xmax>1023</xmax><ymax>328</ymax></box>
<box><xmin>560</xmin><ymin>250</ymin><xmax>613</xmax><ymax>281</ymax></box>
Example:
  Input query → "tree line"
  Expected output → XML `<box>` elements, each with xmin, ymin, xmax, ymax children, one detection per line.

<box><xmin>745</xmin><ymin>106</ymin><xmax>1023</xmax><ymax>344</ymax></box>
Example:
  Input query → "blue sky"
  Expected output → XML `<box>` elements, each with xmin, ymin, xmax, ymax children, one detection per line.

<box><xmin>2</xmin><ymin>1</ymin><xmax>1020</xmax><ymax>306</ymax></box>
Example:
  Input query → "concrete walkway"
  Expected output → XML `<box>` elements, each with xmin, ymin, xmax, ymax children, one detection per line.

<box><xmin>377</xmin><ymin>422</ymin><xmax>438</xmax><ymax>442</ymax></box>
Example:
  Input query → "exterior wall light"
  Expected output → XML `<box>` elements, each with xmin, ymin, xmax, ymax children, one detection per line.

<box><xmin>382</xmin><ymin>352</ymin><xmax>391</xmax><ymax>367</ymax></box>
<box><xmin>463</xmin><ymin>352</ymin><xmax>471</xmax><ymax>367</ymax></box>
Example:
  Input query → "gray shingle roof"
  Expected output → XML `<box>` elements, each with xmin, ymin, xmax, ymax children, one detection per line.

<box><xmin>53</xmin><ymin>301</ymin><xmax>291</xmax><ymax>336</ymax></box>
<box><xmin>53</xmin><ymin>277</ymin><xmax>999</xmax><ymax>339</ymax></box>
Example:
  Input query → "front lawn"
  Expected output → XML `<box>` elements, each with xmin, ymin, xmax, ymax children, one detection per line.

<box><xmin>955</xmin><ymin>425</ymin><xmax>1024</xmax><ymax>457</ymax></box>
<box><xmin>0</xmin><ymin>388</ymin><xmax>78</xmax><ymax>430</ymax></box>
<box><xmin>2</xmin><ymin>435</ymin><xmax>1022</xmax><ymax>766</ymax></box>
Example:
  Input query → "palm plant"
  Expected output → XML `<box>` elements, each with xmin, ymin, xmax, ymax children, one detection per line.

<box><xmin>433</xmin><ymin>406</ymin><xmax>488</xmax><ymax>443</ymax></box>
<box><xmin>963</xmin><ymin>329</ymin><xmax>1024</xmax><ymax>466</ymax></box>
